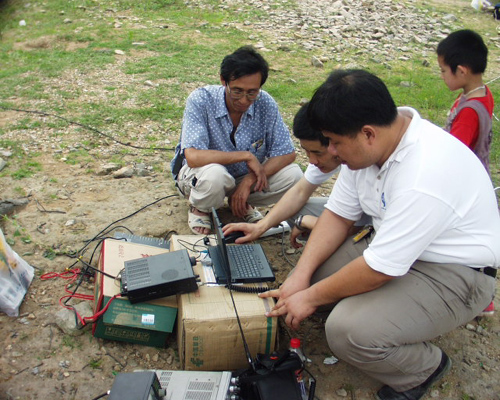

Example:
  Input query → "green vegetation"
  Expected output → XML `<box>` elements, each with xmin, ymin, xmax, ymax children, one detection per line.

<box><xmin>0</xmin><ymin>0</ymin><xmax>498</xmax><ymax>193</ymax></box>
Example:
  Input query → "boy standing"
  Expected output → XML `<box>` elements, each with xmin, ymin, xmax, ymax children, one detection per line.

<box><xmin>437</xmin><ymin>29</ymin><xmax>496</xmax><ymax>316</ymax></box>
<box><xmin>437</xmin><ymin>29</ymin><xmax>494</xmax><ymax>175</ymax></box>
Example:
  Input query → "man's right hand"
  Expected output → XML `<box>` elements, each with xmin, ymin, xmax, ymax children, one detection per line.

<box><xmin>260</xmin><ymin>269</ymin><xmax>310</xmax><ymax>307</ymax></box>
<box><xmin>222</xmin><ymin>221</ymin><xmax>265</xmax><ymax>244</ymax></box>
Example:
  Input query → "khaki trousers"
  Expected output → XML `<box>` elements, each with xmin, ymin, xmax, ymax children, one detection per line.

<box><xmin>176</xmin><ymin>162</ymin><xmax>303</xmax><ymax>212</ymax></box>
<box><xmin>311</xmin><ymin>235</ymin><xmax>496</xmax><ymax>391</ymax></box>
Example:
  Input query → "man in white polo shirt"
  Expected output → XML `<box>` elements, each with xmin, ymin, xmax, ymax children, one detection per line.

<box><xmin>262</xmin><ymin>69</ymin><xmax>500</xmax><ymax>400</ymax></box>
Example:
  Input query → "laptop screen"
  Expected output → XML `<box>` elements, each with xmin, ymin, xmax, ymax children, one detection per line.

<box><xmin>211</xmin><ymin>208</ymin><xmax>232</xmax><ymax>281</ymax></box>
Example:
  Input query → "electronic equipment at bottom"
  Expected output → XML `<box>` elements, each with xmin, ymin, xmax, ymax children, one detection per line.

<box><xmin>208</xmin><ymin>207</ymin><xmax>275</xmax><ymax>284</ymax></box>
<box><xmin>120</xmin><ymin>249</ymin><xmax>198</xmax><ymax>304</ymax></box>
<box><xmin>108</xmin><ymin>371</ymin><xmax>164</xmax><ymax>400</ymax></box>
<box><xmin>154</xmin><ymin>370</ymin><xmax>232</xmax><ymax>400</ymax></box>
<box><xmin>108</xmin><ymin>357</ymin><xmax>305</xmax><ymax>400</ymax></box>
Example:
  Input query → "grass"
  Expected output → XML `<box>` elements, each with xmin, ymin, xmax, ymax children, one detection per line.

<box><xmin>0</xmin><ymin>0</ymin><xmax>499</xmax><ymax>190</ymax></box>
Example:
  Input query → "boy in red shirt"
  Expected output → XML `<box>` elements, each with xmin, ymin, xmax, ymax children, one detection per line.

<box><xmin>437</xmin><ymin>29</ymin><xmax>495</xmax><ymax>316</ymax></box>
<box><xmin>437</xmin><ymin>29</ymin><xmax>494</xmax><ymax>175</ymax></box>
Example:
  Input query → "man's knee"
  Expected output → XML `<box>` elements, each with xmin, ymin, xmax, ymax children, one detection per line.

<box><xmin>190</xmin><ymin>164</ymin><xmax>233</xmax><ymax>193</ymax></box>
<box><xmin>325</xmin><ymin>301</ymin><xmax>378</xmax><ymax>360</ymax></box>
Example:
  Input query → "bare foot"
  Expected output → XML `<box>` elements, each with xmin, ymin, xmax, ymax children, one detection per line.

<box><xmin>188</xmin><ymin>206</ymin><xmax>212</xmax><ymax>235</ymax></box>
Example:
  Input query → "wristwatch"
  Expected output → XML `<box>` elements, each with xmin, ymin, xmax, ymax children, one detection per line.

<box><xmin>294</xmin><ymin>214</ymin><xmax>305</xmax><ymax>231</ymax></box>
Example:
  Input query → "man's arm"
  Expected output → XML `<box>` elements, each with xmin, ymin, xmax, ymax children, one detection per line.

<box><xmin>261</xmin><ymin>208</ymin><xmax>393</xmax><ymax>329</ymax></box>
<box><xmin>230</xmin><ymin>151</ymin><xmax>296</xmax><ymax>218</ymax></box>
<box><xmin>184</xmin><ymin>147</ymin><xmax>268</xmax><ymax>193</ymax></box>
<box><xmin>184</xmin><ymin>148</ymin><xmax>256</xmax><ymax>168</ymax></box>
<box><xmin>265</xmin><ymin>257</ymin><xmax>393</xmax><ymax>329</ymax></box>
<box><xmin>273</xmin><ymin>208</ymin><xmax>354</xmax><ymax>298</ymax></box>
<box><xmin>223</xmin><ymin>176</ymin><xmax>319</xmax><ymax>242</ymax></box>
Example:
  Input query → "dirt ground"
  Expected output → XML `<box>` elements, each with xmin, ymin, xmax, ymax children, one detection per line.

<box><xmin>1</xmin><ymin>0</ymin><xmax>500</xmax><ymax>399</ymax></box>
<box><xmin>0</xmin><ymin>138</ymin><xmax>499</xmax><ymax>400</ymax></box>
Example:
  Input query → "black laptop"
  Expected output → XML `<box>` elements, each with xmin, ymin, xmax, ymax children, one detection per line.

<box><xmin>207</xmin><ymin>207</ymin><xmax>275</xmax><ymax>284</ymax></box>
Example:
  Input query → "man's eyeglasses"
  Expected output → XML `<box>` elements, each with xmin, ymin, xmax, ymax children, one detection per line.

<box><xmin>226</xmin><ymin>85</ymin><xmax>261</xmax><ymax>101</ymax></box>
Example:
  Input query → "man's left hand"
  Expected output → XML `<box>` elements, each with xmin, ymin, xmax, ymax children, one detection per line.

<box><xmin>260</xmin><ymin>287</ymin><xmax>317</xmax><ymax>330</ymax></box>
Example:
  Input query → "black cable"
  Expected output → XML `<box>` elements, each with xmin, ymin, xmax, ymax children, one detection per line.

<box><xmin>61</xmin><ymin>195</ymin><xmax>178</xmax><ymax>313</ymax></box>
<box><xmin>0</xmin><ymin>105</ymin><xmax>175</xmax><ymax>151</ymax></box>
<box><xmin>91</xmin><ymin>391</ymin><xmax>109</xmax><ymax>400</ymax></box>
<box><xmin>78</xmin><ymin>194</ymin><xmax>178</xmax><ymax>256</ymax></box>
<box><xmin>303</xmin><ymin>367</ymin><xmax>317</xmax><ymax>400</ymax></box>
<box><xmin>227</xmin><ymin>284</ymin><xmax>256</xmax><ymax>371</ymax></box>
<box><xmin>225</xmin><ymin>283</ymin><xmax>268</xmax><ymax>293</ymax></box>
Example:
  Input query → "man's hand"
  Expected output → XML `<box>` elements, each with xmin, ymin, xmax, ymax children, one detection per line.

<box><xmin>222</xmin><ymin>222</ymin><xmax>264</xmax><ymax>244</ymax></box>
<box><xmin>258</xmin><ymin>269</ymin><xmax>312</xmax><ymax>328</ymax></box>
<box><xmin>290</xmin><ymin>226</ymin><xmax>307</xmax><ymax>248</ymax></box>
<box><xmin>260</xmin><ymin>287</ymin><xmax>317</xmax><ymax>330</ymax></box>
<box><xmin>246</xmin><ymin>156</ymin><xmax>268</xmax><ymax>192</ymax></box>
<box><xmin>229</xmin><ymin>178</ymin><xmax>253</xmax><ymax>218</ymax></box>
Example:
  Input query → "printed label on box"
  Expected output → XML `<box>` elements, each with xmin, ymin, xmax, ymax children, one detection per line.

<box><xmin>142</xmin><ymin>314</ymin><xmax>155</xmax><ymax>325</ymax></box>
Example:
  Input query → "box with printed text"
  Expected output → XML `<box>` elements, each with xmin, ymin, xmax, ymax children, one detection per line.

<box><xmin>172</xmin><ymin>235</ymin><xmax>277</xmax><ymax>371</ymax></box>
<box><xmin>93</xmin><ymin>239</ymin><xmax>177</xmax><ymax>347</ymax></box>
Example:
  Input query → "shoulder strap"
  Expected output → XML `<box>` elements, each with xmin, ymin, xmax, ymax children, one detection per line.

<box><xmin>444</xmin><ymin>98</ymin><xmax>492</xmax><ymax>175</ymax></box>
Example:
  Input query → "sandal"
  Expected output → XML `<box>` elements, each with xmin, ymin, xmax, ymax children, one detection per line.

<box><xmin>188</xmin><ymin>206</ymin><xmax>212</xmax><ymax>235</ymax></box>
<box><xmin>244</xmin><ymin>207</ymin><xmax>263</xmax><ymax>223</ymax></box>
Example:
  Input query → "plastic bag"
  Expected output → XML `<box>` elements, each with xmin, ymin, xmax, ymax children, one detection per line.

<box><xmin>471</xmin><ymin>0</ymin><xmax>492</xmax><ymax>10</ymax></box>
<box><xmin>0</xmin><ymin>228</ymin><xmax>34</xmax><ymax>317</ymax></box>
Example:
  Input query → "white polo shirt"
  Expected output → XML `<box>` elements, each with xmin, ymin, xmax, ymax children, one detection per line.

<box><xmin>304</xmin><ymin>163</ymin><xmax>339</xmax><ymax>185</ymax></box>
<box><xmin>326</xmin><ymin>107</ymin><xmax>500</xmax><ymax>276</ymax></box>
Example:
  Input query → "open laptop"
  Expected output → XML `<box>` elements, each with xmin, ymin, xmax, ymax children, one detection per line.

<box><xmin>208</xmin><ymin>207</ymin><xmax>275</xmax><ymax>284</ymax></box>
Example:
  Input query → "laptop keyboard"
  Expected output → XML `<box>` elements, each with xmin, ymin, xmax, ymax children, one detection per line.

<box><xmin>228</xmin><ymin>245</ymin><xmax>262</xmax><ymax>277</ymax></box>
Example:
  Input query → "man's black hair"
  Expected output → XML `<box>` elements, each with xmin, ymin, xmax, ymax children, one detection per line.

<box><xmin>308</xmin><ymin>69</ymin><xmax>398</xmax><ymax>137</ymax></box>
<box><xmin>437</xmin><ymin>29</ymin><xmax>488</xmax><ymax>74</ymax></box>
<box><xmin>220</xmin><ymin>45</ymin><xmax>269</xmax><ymax>86</ymax></box>
<box><xmin>293</xmin><ymin>102</ymin><xmax>329</xmax><ymax>147</ymax></box>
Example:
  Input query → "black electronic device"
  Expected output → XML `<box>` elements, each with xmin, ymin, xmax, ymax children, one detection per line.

<box><xmin>208</xmin><ymin>208</ymin><xmax>275</xmax><ymax>284</ymax></box>
<box><xmin>108</xmin><ymin>371</ymin><xmax>164</xmax><ymax>400</ymax></box>
<box><xmin>235</xmin><ymin>350</ymin><xmax>306</xmax><ymax>400</ymax></box>
<box><xmin>120</xmin><ymin>249</ymin><xmax>198</xmax><ymax>304</ymax></box>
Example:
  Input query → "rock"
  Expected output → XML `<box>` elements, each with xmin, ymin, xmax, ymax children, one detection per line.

<box><xmin>96</xmin><ymin>163</ymin><xmax>121</xmax><ymax>176</ymax></box>
<box><xmin>336</xmin><ymin>388</ymin><xmax>348</xmax><ymax>397</ymax></box>
<box><xmin>0</xmin><ymin>198</ymin><xmax>29</xmax><ymax>216</ymax></box>
<box><xmin>311</xmin><ymin>56</ymin><xmax>324</xmax><ymax>68</ymax></box>
<box><xmin>113</xmin><ymin>166</ymin><xmax>134</xmax><ymax>178</ymax></box>
<box><xmin>54</xmin><ymin>302</ymin><xmax>93</xmax><ymax>336</ymax></box>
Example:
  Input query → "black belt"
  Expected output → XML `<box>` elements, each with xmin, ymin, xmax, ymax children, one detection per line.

<box><xmin>473</xmin><ymin>267</ymin><xmax>497</xmax><ymax>278</ymax></box>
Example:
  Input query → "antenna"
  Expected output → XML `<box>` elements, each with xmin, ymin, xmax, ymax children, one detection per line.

<box><xmin>211</xmin><ymin>208</ymin><xmax>257</xmax><ymax>371</ymax></box>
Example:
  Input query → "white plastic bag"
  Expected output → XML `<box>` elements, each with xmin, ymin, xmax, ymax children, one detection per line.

<box><xmin>0</xmin><ymin>228</ymin><xmax>34</xmax><ymax>317</ymax></box>
<box><xmin>471</xmin><ymin>0</ymin><xmax>492</xmax><ymax>10</ymax></box>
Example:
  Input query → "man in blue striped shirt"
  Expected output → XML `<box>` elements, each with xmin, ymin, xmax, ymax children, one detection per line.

<box><xmin>171</xmin><ymin>46</ymin><xmax>302</xmax><ymax>234</ymax></box>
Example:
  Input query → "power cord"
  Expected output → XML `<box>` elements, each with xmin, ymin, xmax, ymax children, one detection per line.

<box><xmin>0</xmin><ymin>105</ymin><xmax>175</xmax><ymax>151</ymax></box>
<box><xmin>49</xmin><ymin>194</ymin><xmax>179</xmax><ymax>326</ymax></box>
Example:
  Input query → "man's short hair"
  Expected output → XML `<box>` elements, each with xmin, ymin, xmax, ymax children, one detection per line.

<box><xmin>437</xmin><ymin>29</ymin><xmax>488</xmax><ymax>74</ymax></box>
<box><xmin>220</xmin><ymin>46</ymin><xmax>269</xmax><ymax>86</ymax></box>
<box><xmin>308</xmin><ymin>69</ymin><xmax>398</xmax><ymax>137</ymax></box>
<box><xmin>293</xmin><ymin>102</ymin><xmax>329</xmax><ymax>147</ymax></box>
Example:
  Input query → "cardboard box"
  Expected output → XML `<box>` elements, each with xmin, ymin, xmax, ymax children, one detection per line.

<box><xmin>93</xmin><ymin>239</ymin><xmax>178</xmax><ymax>347</ymax></box>
<box><xmin>172</xmin><ymin>235</ymin><xmax>277</xmax><ymax>371</ymax></box>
